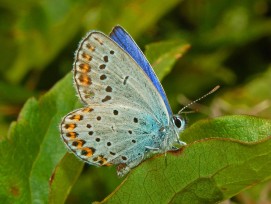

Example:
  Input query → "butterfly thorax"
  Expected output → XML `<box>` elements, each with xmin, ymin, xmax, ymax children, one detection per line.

<box><xmin>149</xmin><ymin>115</ymin><xmax>186</xmax><ymax>154</ymax></box>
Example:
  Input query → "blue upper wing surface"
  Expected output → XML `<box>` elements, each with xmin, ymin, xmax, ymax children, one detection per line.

<box><xmin>109</xmin><ymin>26</ymin><xmax>172</xmax><ymax>115</ymax></box>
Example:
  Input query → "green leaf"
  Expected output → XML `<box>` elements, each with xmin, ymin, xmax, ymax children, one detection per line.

<box><xmin>1</xmin><ymin>0</ymin><xmax>92</xmax><ymax>83</ymax></box>
<box><xmin>0</xmin><ymin>74</ymin><xmax>83</xmax><ymax>203</ymax></box>
<box><xmin>1</xmin><ymin>0</ymin><xmax>182</xmax><ymax>83</ymax></box>
<box><xmin>0</xmin><ymin>81</ymin><xmax>36</xmax><ymax>104</ymax></box>
<box><xmin>102</xmin><ymin>115</ymin><xmax>271</xmax><ymax>203</ymax></box>
<box><xmin>216</xmin><ymin>66</ymin><xmax>271</xmax><ymax>118</ymax></box>
<box><xmin>49</xmin><ymin>153</ymin><xmax>83</xmax><ymax>204</ymax></box>
<box><xmin>95</xmin><ymin>0</ymin><xmax>183</xmax><ymax>38</ymax></box>
<box><xmin>181</xmin><ymin>115</ymin><xmax>271</xmax><ymax>143</ymax></box>
<box><xmin>145</xmin><ymin>40</ymin><xmax>190</xmax><ymax>80</ymax></box>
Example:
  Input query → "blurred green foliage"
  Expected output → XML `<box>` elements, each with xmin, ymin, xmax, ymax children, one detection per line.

<box><xmin>0</xmin><ymin>0</ymin><xmax>271</xmax><ymax>203</ymax></box>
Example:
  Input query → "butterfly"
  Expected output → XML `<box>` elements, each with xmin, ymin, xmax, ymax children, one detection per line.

<box><xmin>60</xmin><ymin>25</ymin><xmax>187</xmax><ymax>177</ymax></box>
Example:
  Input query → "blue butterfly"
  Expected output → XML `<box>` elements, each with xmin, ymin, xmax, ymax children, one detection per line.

<box><xmin>60</xmin><ymin>25</ymin><xmax>186</xmax><ymax>177</ymax></box>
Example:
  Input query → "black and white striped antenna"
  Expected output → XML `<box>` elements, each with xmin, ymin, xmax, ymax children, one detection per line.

<box><xmin>178</xmin><ymin>85</ymin><xmax>220</xmax><ymax>115</ymax></box>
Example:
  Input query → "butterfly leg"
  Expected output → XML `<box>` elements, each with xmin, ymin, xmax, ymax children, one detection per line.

<box><xmin>170</xmin><ymin>146</ymin><xmax>179</xmax><ymax>151</ymax></box>
<box><xmin>169</xmin><ymin>140</ymin><xmax>186</xmax><ymax>151</ymax></box>
<box><xmin>178</xmin><ymin>140</ymin><xmax>187</xmax><ymax>146</ymax></box>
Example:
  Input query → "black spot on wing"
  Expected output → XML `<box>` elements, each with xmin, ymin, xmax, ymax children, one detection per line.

<box><xmin>123</xmin><ymin>76</ymin><xmax>129</xmax><ymax>85</ymax></box>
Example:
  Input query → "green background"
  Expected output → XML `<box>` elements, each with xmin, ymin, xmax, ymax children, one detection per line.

<box><xmin>0</xmin><ymin>0</ymin><xmax>271</xmax><ymax>203</ymax></box>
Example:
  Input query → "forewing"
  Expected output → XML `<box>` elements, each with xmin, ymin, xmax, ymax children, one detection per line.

<box><xmin>73</xmin><ymin>31</ymin><xmax>168</xmax><ymax>123</ymax></box>
<box><xmin>109</xmin><ymin>26</ymin><xmax>172</xmax><ymax>115</ymax></box>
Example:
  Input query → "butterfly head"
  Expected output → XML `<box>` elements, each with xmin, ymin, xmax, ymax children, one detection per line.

<box><xmin>170</xmin><ymin>85</ymin><xmax>220</xmax><ymax>147</ymax></box>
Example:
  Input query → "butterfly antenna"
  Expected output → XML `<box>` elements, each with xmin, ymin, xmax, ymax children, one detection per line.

<box><xmin>178</xmin><ymin>85</ymin><xmax>220</xmax><ymax>115</ymax></box>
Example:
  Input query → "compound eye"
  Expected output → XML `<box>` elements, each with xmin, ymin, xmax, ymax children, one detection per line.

<box><xmin>173</xmin><ymin>116</ymin><xmax>185</xmax><ymax>130</ymax></box>
<box><xmin>173</xmin><ymin>117</ymin><xmax>183</xmax><ymax>128</ymax></box>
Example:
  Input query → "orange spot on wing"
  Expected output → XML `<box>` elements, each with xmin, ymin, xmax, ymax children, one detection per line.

<box><xmin>81</xmin><ymin>147</ymin><xmax>95</xmax><ymax>157</ymax></box>
<box><xmin>104</xmin><ymin>162</ymin><xmax>113</xmax><ymax>166</ymax></box>
<box><xmin>81</xmin><ymin>52</ymin><xmax>92</xmax><ymax>61</ymax></box>
<box><xmin>94</xmin><ymin>37</ymin><xmax>104</xmax><ymax>45</ymax></box>
<box><xmin>82</xmin><ymin>107</ymin><xmax>94</xmax><ymax>112</ymax></box>
<box><xmin>79</xmin><ymin>63</ymin><xmax>91</xmax><ymax>73</ymax></box>
<box><xmin>78</xmin><ymin>74</ymin><xmax>91</xmax><ymax>86</ymax></box>
<box><xmin>64</xmin><ymin>124</ymin><xmax>77</xmax><ymax>131</ymax></box>
<box><xmin>96</xmin><ymin>155</ymin><xmax>111</xmax><ymax>166</ymax></box>
<box><xmin>72</xmin><ymin>139</ymin><xmax>86</xmax><ymax>148</ymax></box>
<box><xmin>86</xmin><ymin>43</ymin><xmax>95</xmax><ymax>51</ymax></box>
<box><xmin>69</xmin><ymin>114</ymin><xmax>83</xmax><ymax>121</ymax></box>
<box><xmin>66</xmin><ymin>132</ymin><xmax>78</xmax><ymax>139</ymax></box>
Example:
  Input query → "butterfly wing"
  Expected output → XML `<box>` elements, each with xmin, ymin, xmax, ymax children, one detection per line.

<box><xmin>60</xmin><ymin>104</ymin><xmax>162</xmax><ymax>176</ymax></box>
<box><xmin>109</xmin><ymin>26</ymin><xmax>172</xmax><ymax>115</ymax></box>
<box><xmin>60</xmin><ymin>31</ymin><xmax>170</xmax><ymax>176</ymax></box>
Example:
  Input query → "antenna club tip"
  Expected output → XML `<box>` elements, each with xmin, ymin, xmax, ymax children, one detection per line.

<box><xmin>208</xmin><ymin>85</ymin><xmax>220</xmax><ymax>94</ymax></box>
<box><xmin>213</xmin><ymin>85</ymin><xmax>220</xmax><ymax>92</ymax></box>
